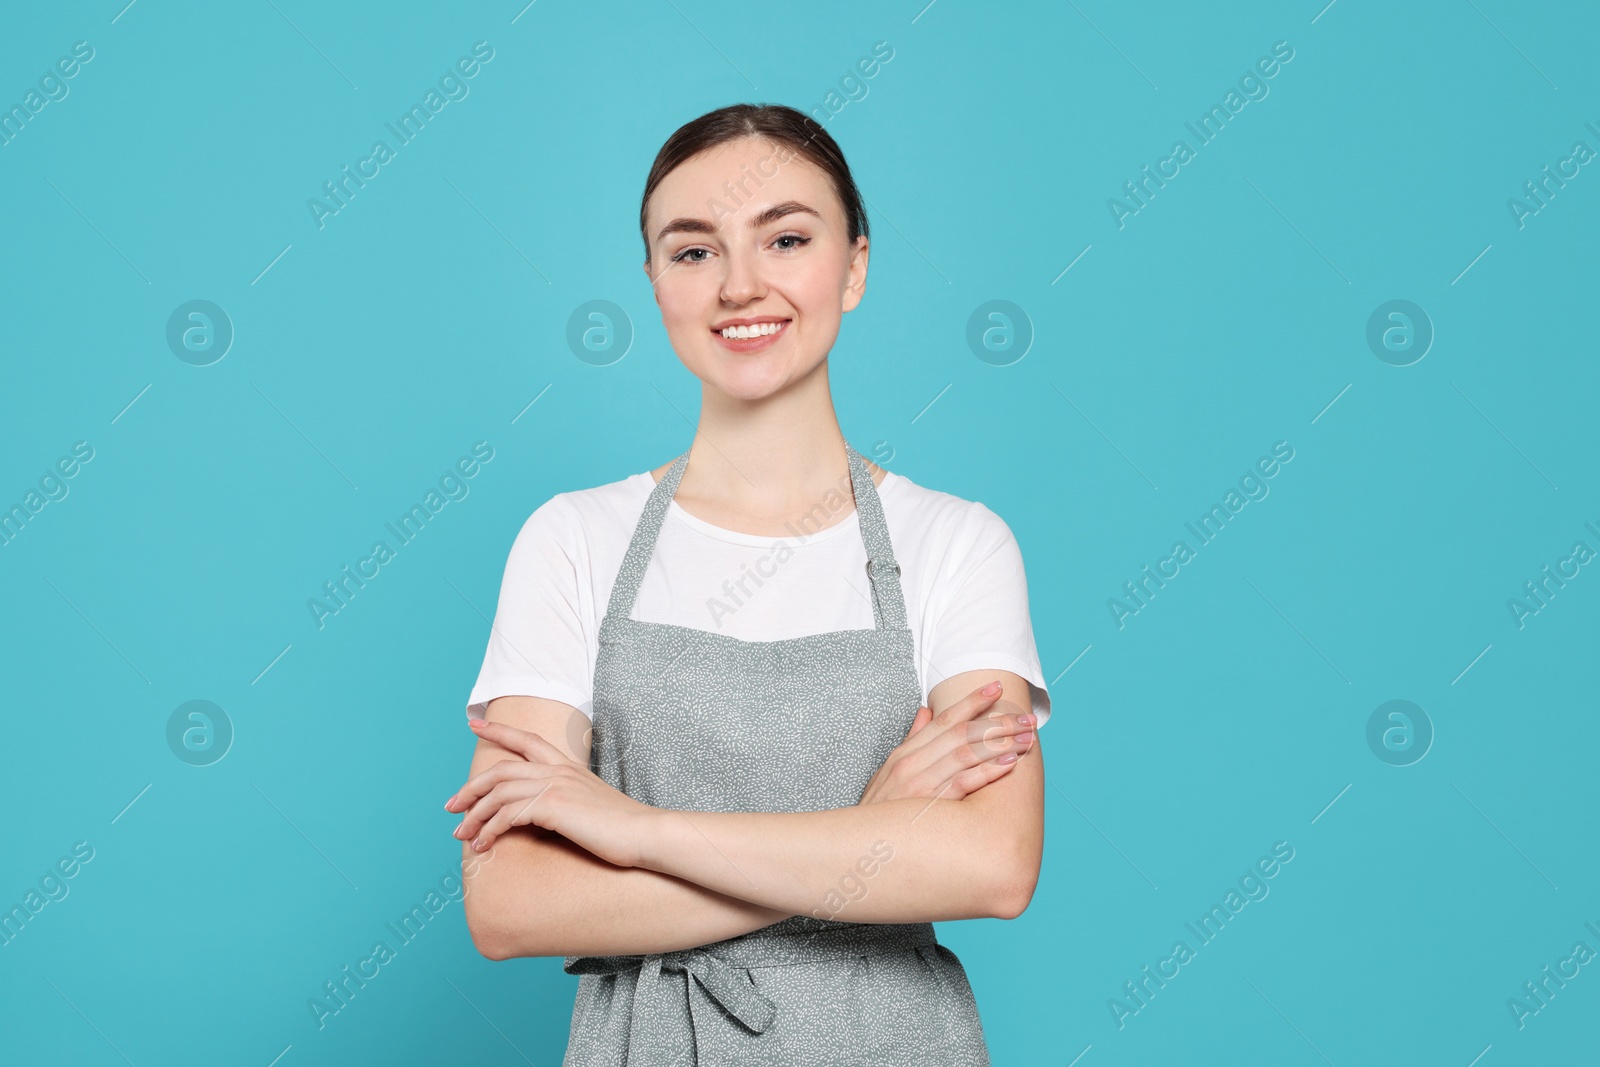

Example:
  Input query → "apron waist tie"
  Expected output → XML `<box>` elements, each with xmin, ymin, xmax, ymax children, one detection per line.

<box><xmin>565</xmin><ymin>921</ymin><xmax>938</xmax><ymax>1065</ymax></box>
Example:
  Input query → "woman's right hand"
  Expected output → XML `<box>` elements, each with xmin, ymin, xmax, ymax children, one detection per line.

<box><xmin>857</xmin><ymin>680</ymin><xmax>1036</xmax><ymax>804</ymax></box>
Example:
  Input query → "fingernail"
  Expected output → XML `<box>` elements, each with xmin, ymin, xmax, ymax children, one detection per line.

<box><xmin>1016</xmin><ymin>732</ymin><xmax>1034</xmax><ymax>745</ymax></box>
<box><xmin>469</xmin><ymin>719</ymin><xmax>484</xmax><ymax>729</ymax></box>
<box><xmin>1017</xmin><ymin>714</ymin><xmax>1034</xmax><ymax>727</ymax></box>
<box><xmin>996</xmin><ymin>752</ymin><xmax>1019</xmax><ymax>764</ymax></box>
<box><xmin>453</xmin><ymin>824</ymin><xmax>466</xmax><ymax>838</ymax></box>
<box><xmin>443</xmin><ymin>799</ymin><xmax>454</xmax><ymax>811</ymax></box>
<box><xmin>981</xmin><ymin>681</ymin><xmax>1001</xmax><ymax>697</ymax></box>
<box><xmin>471</xmin><ymin>837</ymin><xmax>485</xmax><ymax>851</ymax></box>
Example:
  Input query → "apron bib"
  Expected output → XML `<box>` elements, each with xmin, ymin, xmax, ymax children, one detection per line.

<box><xmin>561</xmin><ymin>441</ymin><xmax>991</xmax><ymax>1066</ymax></box>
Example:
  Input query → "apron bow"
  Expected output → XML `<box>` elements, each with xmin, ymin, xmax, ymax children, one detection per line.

<box><xmin>569</xmin><ymin>946</ymin><xmax>778</xmax><ymax>1065</ymax></box>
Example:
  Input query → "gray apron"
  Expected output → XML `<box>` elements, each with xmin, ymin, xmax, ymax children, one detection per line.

<box><xmin>561</xmin><ymin>441</ymin><xmax>991</xmax><ymax>1066</ymax></box>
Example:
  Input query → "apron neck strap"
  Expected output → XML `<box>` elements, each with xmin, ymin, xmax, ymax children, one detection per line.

<box><xmin>603</xmin><ymin>440</ymin><xmax>909</xmax><ymax>631</ymax></box>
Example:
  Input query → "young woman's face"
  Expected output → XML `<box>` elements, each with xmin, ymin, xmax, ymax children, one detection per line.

<box><xmin>643</xmin><ymin>136</ymin><xmax>868</xmax><ymax>401</ymax></box>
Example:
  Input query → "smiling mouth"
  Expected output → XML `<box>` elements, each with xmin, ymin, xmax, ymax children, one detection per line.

<box><xmin>715</xmin><ymin>320</ymin><xmax>788</xmax><ymax>339</ymax></box>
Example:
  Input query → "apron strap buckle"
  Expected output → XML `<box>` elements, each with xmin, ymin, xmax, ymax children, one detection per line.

<box><xmin>864</xmin><ymin>555</ymin><xmax>900</xmax><ymax>579</ymax></box>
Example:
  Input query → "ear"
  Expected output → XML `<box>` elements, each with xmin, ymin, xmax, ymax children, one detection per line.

<box><xmin>841</xmin><ymin>236</ymin><xmax>870</xmax><ymax>313</ymax></box>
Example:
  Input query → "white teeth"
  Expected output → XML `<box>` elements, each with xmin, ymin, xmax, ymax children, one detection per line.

<box><xmin>720</xmin><ymin>322</ymin><xmax>784</xmax><ymax>339</ymax></box>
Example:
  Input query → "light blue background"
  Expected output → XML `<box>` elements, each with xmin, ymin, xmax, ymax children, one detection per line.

<box><xmin>3</xmin><ymin>0</ymin><xmax>1597</xmax><ymax>1063</ymax></box>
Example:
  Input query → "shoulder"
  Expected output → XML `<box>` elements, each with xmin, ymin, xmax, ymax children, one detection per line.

<box><xmin>509</xmin><ymin>468</ymin><xmax>654</xmax><ymax>552</ymax></box>
<box><xmin>881</xmin><ymin>469</ymin><xmax>1016</xmax><ymax>551</ymax></box>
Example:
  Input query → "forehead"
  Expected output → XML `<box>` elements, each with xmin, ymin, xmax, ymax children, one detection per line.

<box><xmin>647</xmin><ymin>137</ymin><xmax>843</xmax><ymax>231</ymax></box>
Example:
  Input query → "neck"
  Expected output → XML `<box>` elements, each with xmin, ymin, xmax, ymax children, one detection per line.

<box><xmin>677</xmin><ymin>360</ymin><xmax>865</xmax><ymax>519</ymax></box>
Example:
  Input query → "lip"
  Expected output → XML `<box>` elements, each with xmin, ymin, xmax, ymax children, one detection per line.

<box><xmin>711</xmin><ymin>317</ymin><xmax>790</xmax><ymax>353</ymax></box>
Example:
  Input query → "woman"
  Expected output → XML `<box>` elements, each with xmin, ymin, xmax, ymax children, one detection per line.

<box><xmin>446</xmin><ymin>104</ymin><xmax>1050</xmax><ymax>1066</ymax></box>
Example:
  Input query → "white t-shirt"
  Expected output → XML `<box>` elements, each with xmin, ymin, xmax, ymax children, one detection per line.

<box><xmin>466</xmin><ymin>464</ymin><xmax>1053</xmax><ymax>728</ymax></box>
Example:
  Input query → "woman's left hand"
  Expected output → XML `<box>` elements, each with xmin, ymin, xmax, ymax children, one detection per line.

<box><xmin>444</xmin><ymin>718</ymin><xmax>656</xmax><ymax>867</ymax></box>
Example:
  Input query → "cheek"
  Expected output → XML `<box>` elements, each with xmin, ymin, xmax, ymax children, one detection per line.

<box><xmin>653</xmin><ymin>276</ymin><xmax>711</xmax><ymax>335</ymax></box>
<box><xmin>769</xmin><ymin>256</ymin><xmax>843</xmax><ymax>312</ymax></box>
<box><xmin>786</xmin><ymin>266</ymin><xmax>849</xmax><ymax>336</ymax></box>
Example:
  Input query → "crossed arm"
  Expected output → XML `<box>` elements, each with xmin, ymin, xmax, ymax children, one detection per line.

<box><xmin>449</xmin><ymin>669</ymin><xmax>1044</xmax><ymax>960</ymax></box>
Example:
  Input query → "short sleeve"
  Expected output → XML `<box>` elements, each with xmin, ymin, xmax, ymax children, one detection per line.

<box><xmin>465</xmin><ymin>495</ymin><xmax>594</xmax><ymax>721</ymax></box>
<box><xmin>924</xmin><ymin>503</ymin><xmax>1053</xmax><ymax>727</ymax></box>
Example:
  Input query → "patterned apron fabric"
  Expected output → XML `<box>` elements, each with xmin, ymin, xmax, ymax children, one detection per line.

<box><xmin>561</xmin><ymin>441</ymin><xmax>991</xmax><ymax>1066</ymax></box>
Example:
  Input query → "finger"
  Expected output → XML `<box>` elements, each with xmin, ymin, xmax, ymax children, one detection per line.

<box><xmin>896</xmin><ymin>688</ymin><xmax>1005</xmax><ymax>761</ymax></box>
<box><xmin>929</xmin><ymin>682</ymin><xmax>1007</xmax><ymax>731</ymax></box>
<box><xmin>447</xmin><ymin>755</ymin><xmax>541</xmax><ymax>813</ymax></box>
<box><xmin>481</xmin><ymin>773</ymin><xmax>568</xmax><ymax>850</ymax></box>
<box><xmin>943</xmin><ymin>752</ymin><xmax>1021</xmax><ymax>800</ymax></box>
<box><xmin>904</xmin><ymin>705</ymin><xmax>933</xmax><ymax>739</ymax></box>
<box><xmin>964</xmin><ymin>713</ymin><xmax>1035</xmax><ymax>757</ymax></box>
<box><xmin>454</xmin><ymin>777</ymin><xmax>552</xmax><ymax>846</ymax></box>
<box><xmin>467</xmin><ymin>718</ymin><xmax>569</xmax><ymax>764</ymax></box>
<box><xmin>893</xmin><ymin>709</ymin><xmax>1034</xmax><ymax>784</ymax></box>
<box><xmin>469</xmin><ymin>786</ymin><xmax>553</xmax><ymax>852</ymax></box>
<box><xmin>917</xmin><ymin>728</ymin><xmax>1034</xmax><ymax>788</ymax></box>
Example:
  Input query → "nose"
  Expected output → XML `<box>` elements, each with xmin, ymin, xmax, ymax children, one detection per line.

<box><xmin>719</xmin><ymin>246</ymin><xmax>766</xmax><ymax>305</ymax></box>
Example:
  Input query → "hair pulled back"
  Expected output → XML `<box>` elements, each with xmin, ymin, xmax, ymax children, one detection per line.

<box><xmin>639</xmin><ymin>103</ymin><xmax>869</xmax><ymax>261</ymax></box>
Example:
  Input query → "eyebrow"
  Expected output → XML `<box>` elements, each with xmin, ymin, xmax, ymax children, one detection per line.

<box><xmin>655</xmin><ymin>200</ymin><xmax>822</xmax><ymax>243</ymax></box>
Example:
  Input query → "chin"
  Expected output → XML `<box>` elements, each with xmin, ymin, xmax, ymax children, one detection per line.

<box><xmin>703</xmin><ymin>359</ymin><xmax>799</xmax><ymax>400</ymax></box>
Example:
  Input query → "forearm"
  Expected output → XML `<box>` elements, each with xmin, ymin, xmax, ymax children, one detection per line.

<box><xmin>635</xmin><ymin>772</ymin><xmax>1042</xmax><ymax>923</ymax></box>
<box><xmin>463</xmin><ymin>827</ymin><xmax>790</xmax><ymax>960</ymax></box>
<box><xmin>457</xmin><ymin>680</ymin><xmax>1043</xmax><ymax>950</ymax></box>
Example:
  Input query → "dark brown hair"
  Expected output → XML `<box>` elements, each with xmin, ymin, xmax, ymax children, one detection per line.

<box><xmin>639</xmin><ymin>103</ymin><xmax>869</xmax><ymax>262</ymax></box>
